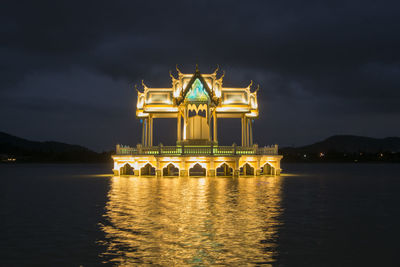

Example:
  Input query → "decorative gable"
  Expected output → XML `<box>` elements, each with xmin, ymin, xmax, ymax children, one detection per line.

<box><xmin>186</xmin><ymin>78</ymin><xmax>209</xmax><ymax>101</ymax></box>
<box><xmin>176</xmin><ymin>68</ymin><xmax>218</xmax><ymax>105</ymax></box>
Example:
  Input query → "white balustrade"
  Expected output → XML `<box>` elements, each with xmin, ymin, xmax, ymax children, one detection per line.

<box><xmin>115</xmin><ymin>144</ymin><xmax>278</xmax><ymax>156</ymax></box>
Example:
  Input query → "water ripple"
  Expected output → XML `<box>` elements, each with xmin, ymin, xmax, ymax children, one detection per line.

<box><xmin>99</xmin><ymin>176</ymin><xmax>283</xmax><ymax>266</ymax></box>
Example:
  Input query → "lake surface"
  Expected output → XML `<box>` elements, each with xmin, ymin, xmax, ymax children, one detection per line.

<box><xmin>1</xmin><ymin>163</ymin><xmax>399</xmax><ymax>266</ymax></box>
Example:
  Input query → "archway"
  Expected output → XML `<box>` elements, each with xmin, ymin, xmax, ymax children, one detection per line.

<box><xmin>140</xmin><ymin>163</ymin><xmax>156</xmax><ymax>176</ymax></box>
<box><xmin>120</xmin><ymin>163</ymin><xmax>134</xmax><ymax>175</ymax></box>
<box><xmin>216</xmin><ymin>163</ymin><xmax>233</xmax><ymax>176</ymax></box>
<box><xmin>261</xmin><ymin>163</ymin><xmax>274</xmax><ymax>175</ymax></box>
<box><xmin>162</xmin><ymin>163</ymin><xmax>179</xmax><ymax>176</ymax></box>
<box><xmin>189</xmin><ymin>163</ymin><xmax>206</xmax><ymax>176</ymax></box>
<box><xmin>240</xmin><ymin>163</ymin><xmax>254</xmax><ymax>176</ymax></box>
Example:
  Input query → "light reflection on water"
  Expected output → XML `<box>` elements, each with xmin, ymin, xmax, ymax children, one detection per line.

<box><xmin>99</xmin><ymin>176</ymin><xmax>283</xmax><ymax>265</ymax></box>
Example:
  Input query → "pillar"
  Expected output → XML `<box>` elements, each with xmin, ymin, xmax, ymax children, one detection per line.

<box><xmin>207</xmin><ymin>158</ymin><xmax>215</xmax><ymax>177</ymax></box>
<box><xmin>183</xmin><ymin>107</ymin><xmax>187</xmax><ymax>140</ymax></box>
<box><xmin>156</xmin><ymin>158</ymin><xmax>161</xmax><ymax>177</ymax></box>
<box><xmin>213</xmin><ymin>110</ymin><xmax>218</xmax><ymax>143</ymax></box>
<box><xmin>245</xmin><ymin>117</ymin><xmax>247</xmax><ymax>146</ymax></box>
<box><xmin>249</xmin><ymin>119</ymin><xmax>253</xmax><ymax>146</ymax></box>
<box><xmin>241</xmin><ymin>116</ymin><xmax>245</xmax><ymax>147</ymax></box>
<box><xmin>256</xmin><ymin>158</ymin><xmax>261</xmax><ymax>176</ymax></box>
<box><xmin>234</xmin><ymin>157</ymin><xmax>240</xmax><ymax>178</ymax></box>
<box><xmin>145</xmin><ymin>118</ymin><xmax>150</xmax><ymax>147</ymax></box>
<box><xmin>208</xmin><ymin>109</ymin><xmax>212</xmax><ymax>141</ymax></box>
<box><xmin>142</xmin><ymin>119</ymin><xmax>146</xmax><ymax>146</ymax></box>
<box><xmin>177</xmin><ymin>112</ymin><xmax>181</xmax><ymax>141</ymax></box>
<box><xmin>245</xmin><ymin>118</ymin><xmax>248</xmax><ymax>147</ymax></box>
<box><xmin>148</xmin><ymin>115</ymin><xmax>153</xmax><ymax>147</ymax></box>
<box><xmin>179</xmin><ymin>158</ymin><xmax>187</xmax><ymax>177</ymax></box>
<box><xmin>144</xmin><ymin>118</ymin><xmax>149</xmax><ymax>147</ymax></box>
<box><xmin>275</xmin><ymin>161</ymin><xmax>281</xmax><ymax>175</ymax></box>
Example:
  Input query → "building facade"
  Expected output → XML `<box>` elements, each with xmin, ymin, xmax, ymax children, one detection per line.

<box><xmin>112</xmin><ymin>66</ymin><xmax>282</xmax><ymax>177</ymax></box>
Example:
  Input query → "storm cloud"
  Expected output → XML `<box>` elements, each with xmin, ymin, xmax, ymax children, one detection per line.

<box><xmin>1</xmin><ymin>0</ymin><xmax>399</xmax><ymax>150</ymax></box>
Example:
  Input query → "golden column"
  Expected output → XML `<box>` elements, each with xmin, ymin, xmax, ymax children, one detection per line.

<box><xmin>149</xmin><ymin>115</ymin><xmax>153</xmax><ymax>146</ymax></box>
<box><xmin>242</xmin><ymin>115</ymin><xmax>249</xmax><ymax>147</ymax></box>
<box><xmin>177</xmin><ymin>110</ymin><xmax>181</xmax><ymax>142</ymax></box>
<box><xmin>249</xmin><ymin>119</ymin><xmax>253</xmax><ymax>146</ymax></box>
<box><xmin>141</xmin><ymin>118</ymin><xmax>146</xmax><ymax>146</ymax></box>
<box><xmin>183</xmin><ymin>106</ymin><xmax>187</xmax><ymax>140</ymax></box>
<box><xmin>213</xmin><ymin>109</ymin><xmax>218</xmax><ymax>143</ymax></box>
<box><xmin>241</xmin><ymin>115</ymin><xmax>244</xmax><ymax>146</ymax></box>
<box><xmin>146</xmin><ymin>118</ymin><xmax>149</xmax><ymax>147</ymax></box>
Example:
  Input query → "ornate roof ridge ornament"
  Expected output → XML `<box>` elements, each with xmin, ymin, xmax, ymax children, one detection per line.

<box><xmin>212</xmin><ymin>64</ymin><xmax>220</xmax><ymax>76</ymax></box>
<box><xmin>141</xmin><ymin>80</ymin><xmax>148</xmax><ymax>90</ymax></box>
<box><xmin>134</xmin><ymin>84</ymin><xmax>141</xmax><ymax>93</ymax></box>
<box><xmin>176</xmin><ymin>64</ymin><xmax>183</xmax><ymax>75</ymax></box>
<box><xmin>169</xmin><ymin>70</ymin><xmax>177</xmax><ymax>80</ymax></box>
<box><xmin>217</xmin><ymin>70</ymin><xmax>225</xmax><ymax>81</ymax></box>
<box><xmin>247</xmin><ymin>80</ymin><xmax>253</xmax><ymax>90</ymax></box>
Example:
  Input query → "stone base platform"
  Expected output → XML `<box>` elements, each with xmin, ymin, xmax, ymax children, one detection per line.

<box><xmin>112</xmin><ymin>154</ymin><xmax>282</xmax><ymax>177</ymax></box>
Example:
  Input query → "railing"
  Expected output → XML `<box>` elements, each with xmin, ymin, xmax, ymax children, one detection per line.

<box><xmin>115</xmin><ymin>144</ymin><xmax>279</xmax><ymax>156</ymax></box>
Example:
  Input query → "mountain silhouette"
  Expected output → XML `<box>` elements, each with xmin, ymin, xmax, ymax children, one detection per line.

<box><xmin>0</xmin><ymin>132</ymin><xmax>111</xmax><ymax>162</ymax></box>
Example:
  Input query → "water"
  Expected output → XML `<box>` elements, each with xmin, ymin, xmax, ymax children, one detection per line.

<box><xmin>1</xmin><ymin>163</ymin><xmax>399</xmax><ymax>266</ymax></box>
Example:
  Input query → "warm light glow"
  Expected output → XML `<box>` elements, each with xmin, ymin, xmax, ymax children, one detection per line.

<box><xmin>100</xmin><ymin>175</ymin><xmax>283</xmax><ymax>265</ymax></box>
<box><xmin>216</xmin><ymin>107</ymin><xmax>250</xmax><ymax>112</ymax></box>
<box><xmin>137</xmin><ymin>112</ymin><xmax>147</xmax><ymax>117</ymax></box>
<box><xmin>137</xmin><ymin>95</ymin><xmax>144</xmax><ymax>108</ymax></box>
<box><xmin>116</xmin><ymin>68</ymin><xmax>282</xmax><ymax>177</ymax></box>
<box><xmin>144</xmin><ymin>107</ymin><xmax>179</xmax><ymax>112</ymax></box>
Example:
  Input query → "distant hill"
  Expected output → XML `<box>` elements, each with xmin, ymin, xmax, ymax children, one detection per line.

<box><xmin>0</xmin><ymin>132</ymin><xmax>112</xmax><ymax>163</ymax></box>
<box><xmin>280</xmin><ymin>135</ymin><xmax>400</xmax><ymax>162</ymax></box>
<box><xmin>297</xmin><ymin>135</ymin><xmax>400</xmax><ymax>153</ymax></box>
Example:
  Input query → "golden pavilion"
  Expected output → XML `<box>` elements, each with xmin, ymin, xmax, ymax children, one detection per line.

<box><xmin>112</xmin><ymin>66</ymin><xmax>282</xmax><ymax>177</ymax></box>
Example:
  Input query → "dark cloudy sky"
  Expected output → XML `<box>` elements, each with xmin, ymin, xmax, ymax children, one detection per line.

<box><xmin>1</xmin><ymin>0</ymin><xmax>400</xmax><ymax>151</ymax></box>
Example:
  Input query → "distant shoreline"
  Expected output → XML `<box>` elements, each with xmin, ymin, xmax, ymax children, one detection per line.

<box><xmin>1</xmin><ymin>132</ymin><xmax>400</xmax><ymax>164</ymax></box>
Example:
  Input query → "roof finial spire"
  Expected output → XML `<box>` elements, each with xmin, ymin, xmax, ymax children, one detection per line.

<box><xmin>176</xmin><ymin>64</ymin><xmax>182</xmax><ymax>75</ymax></box>
<box><xmin>218</xmin><ymin>70</ymin><xmax>225</xmax><ymax>80</ymax></box>
<box><xmin>247</xmin><ymin>80</ymin><xmax>253</xmax><ymax>89</ymax></box>
<box><xmin>212</xmin><ymin>64</ymin><xmax>220</xmax><ymax>75</ymax></box>
<box><xmin>141</xmin><ymin>80</ymin><xmax>148</xmax><ymax>89</ymax></box>
<box><xmin>169</xmin><ymin>70</ymin><xmax>176</xmax><ymax>80</ymax></box>
<box><xmin>195</xmin><ymin>64</ymin><xmax>199</xmax><ymax>72</ymax></box>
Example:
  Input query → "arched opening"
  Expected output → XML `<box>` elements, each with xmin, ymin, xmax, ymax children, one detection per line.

<box><xmin>162</xmin><ymin>163</ymin><xmax>179</xmax><ymax>176</ymax></box>
<box><xmin>140</xmin><ymin>163</ymin><xmax>156</xmax><ymax>176</ymax></box>
<box><xmin>120</xmin><ymin>163</ymin><xmax>134</xmax><ymax>175</ymax></box>
<box><xmin>189</xmin><ymin>163</ymin><xmax>206</xmax><ymax>176</ymax></box>
<box><xmin>240</xmin><ymin>163</ymin><xmax>254</xmax><ymax>176</ymax></box>
<box><xmin>261</xmin><ymin>163</ymin><xmax>274</xmax><ymax>175</ymax></box>
<box><xmin>216</xmin><ymin>163</ymin><xmax>233</xmax><ymax>176</ymax></box>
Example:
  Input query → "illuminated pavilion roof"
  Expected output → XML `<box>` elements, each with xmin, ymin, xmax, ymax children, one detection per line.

<box><xmin>136</xmin><ymin>66</ymin><xmax>259</xmax><ymax>119</ymax></box>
